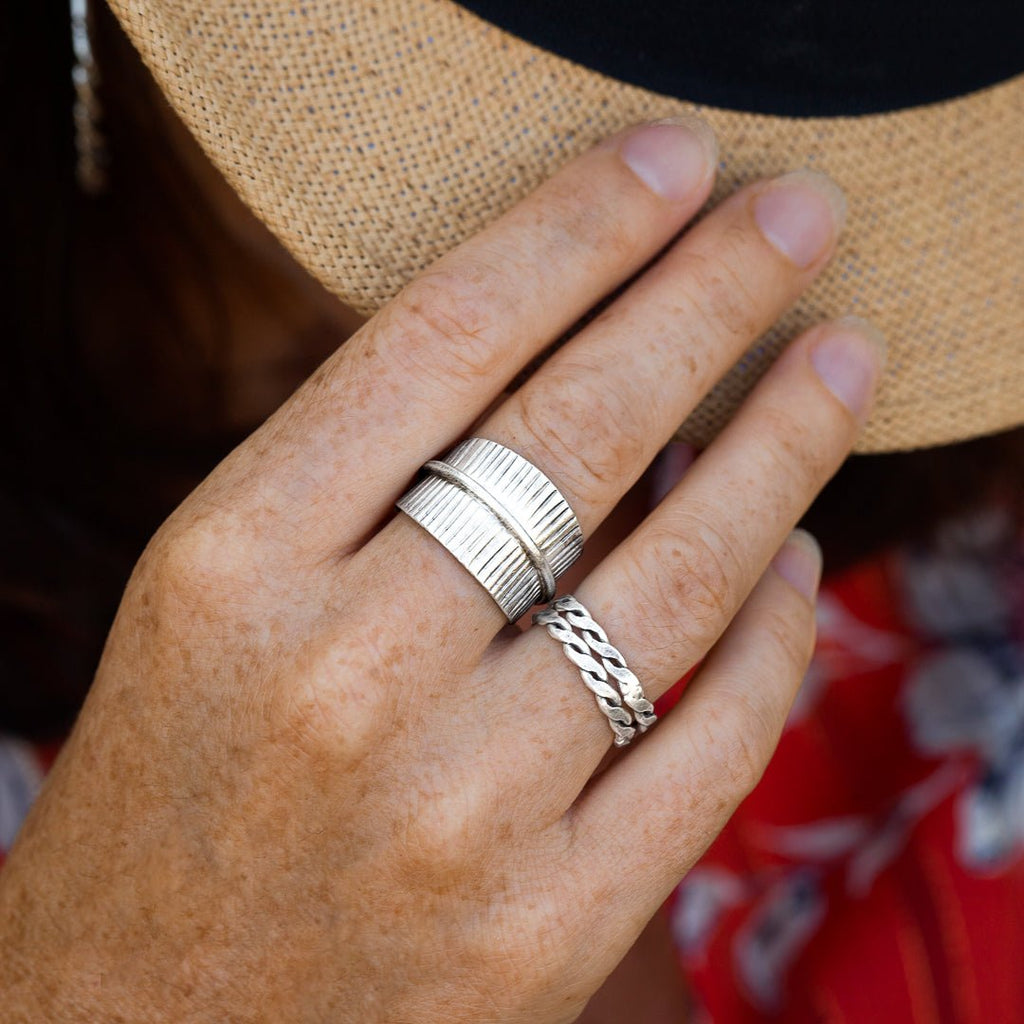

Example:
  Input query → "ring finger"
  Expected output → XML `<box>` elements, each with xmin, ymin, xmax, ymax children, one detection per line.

<box><xmin>491</xmin><ymin>312</ymin><xmax>885</xmax><ymax>803</ymax></box>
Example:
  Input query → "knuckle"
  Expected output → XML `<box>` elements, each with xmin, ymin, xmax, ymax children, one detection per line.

<box><xmin>756</xmin><ymin>402</ymin><xmax>837</xmax><ymax>493</ymax></box>
<box><xmin>397</xmin><ymin>772</ymin><xmax>497</xmax><ymax>879</ymax></box>
<box><xmin>274</xmin><ymin>640</ymin><xmax>386</xmax><ymax>770</ymax></box>
<box><xmin>512</xmin><ymin>361</ymin><xmax>648</xmax><ymax>504</ymax></box>
<box><xmin>631</xmin><ymin>513</ymin><xmax>745</xmax><ymax>651</ymax></box>
<box><xmin>385</xmin><ymin>261</ymin><xmax>514</xmax><ymax>390</ymax></box>
<box><xmin>537</xmin><ymin>173</ymin><xmax>643</xmax><ymax>267</ymax></box>
<box><xmin>510</xmin><ymin>892</ymin><xmax>582</xmax><ymax>977</ymax></box>
<box><xmin>139</xmin><ymin>514</ymin><xmax>256</xmax><ymax>619</ymax></box>
<box><xmin>762</xmin><ymin>600</ymin><xmax>817</xmax><ymax>675</ymax></box>
<box><xmin>447</xmin><ymin>888</ymin><xmax>588</xmax><ymax>1014</ymax></box>
<box><xmin>699</xmin><ymin>689</ymin><xmax>779</xmax><ymax>800</ymax></box>
<box><xmin>678</xmin><ymin>235</ymin><xmax>764</xmax><ymax>344</ymax></box>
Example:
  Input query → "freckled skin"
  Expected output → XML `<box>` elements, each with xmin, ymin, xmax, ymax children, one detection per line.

<box><xmin>0</xmin><ymin>122</ymin><xmax>874</xmax><ymax>1022</ymax></box>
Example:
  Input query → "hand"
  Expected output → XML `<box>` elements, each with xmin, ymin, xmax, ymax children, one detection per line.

<box><xmin>0</xmin><ymin>116</ymin><xmax>883</xmax><ymax>1022</ymax></box>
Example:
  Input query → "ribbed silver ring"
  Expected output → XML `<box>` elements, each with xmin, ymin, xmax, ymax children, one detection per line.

<box><xmin>396</xmin><ymin>438</ymin><xmax>583</xmax><ymax>622</ymax></box>
<box><xmin>424</xmin><ymin>459</ymin><xmax>557</xmax><ymax>600</ymax></box>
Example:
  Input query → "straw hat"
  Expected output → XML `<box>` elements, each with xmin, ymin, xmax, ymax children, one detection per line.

<box><xmin>107</xmin><ymin>0</ymin><xmax>1023</xmax><ymax>452</ymax></box>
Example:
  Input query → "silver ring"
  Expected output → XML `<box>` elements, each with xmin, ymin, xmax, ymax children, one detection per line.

<box><xmin>552</xmin><ymin>596</ymin><xmax>657</xmax><ymax>731</ymax></box>
<box><xmin>533</xmin><ymin>594</ymin><xmax>657</xmax><ymax>746</ymax></box>
<box><xmin>397</xmin><ymin>438</ymin><xmax>583</xmax><ymax>622</ymax></box>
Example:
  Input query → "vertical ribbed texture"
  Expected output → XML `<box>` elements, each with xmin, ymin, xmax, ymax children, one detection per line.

<box><xmin>397</xmin><ymin>438</ymin><xmax>583</xmax><ymax>622</ymax></box>
<box><xmin>445</xmin><ymin>439</ymin><xmax>583</xmax><ymax>579</ymax></box>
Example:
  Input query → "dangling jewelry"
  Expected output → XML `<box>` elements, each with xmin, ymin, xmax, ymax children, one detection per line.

<box><xmin>70</xmin><ymin>0</ymin><xmax>108</xmax><ymax>194</ymax></box>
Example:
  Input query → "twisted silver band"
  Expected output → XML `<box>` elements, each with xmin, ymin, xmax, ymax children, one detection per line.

<box><xmin>397</xmin><ymin>438</ymin><xmax>583</xmax><ymax>622</ymax></box>
<box><xmin>533</xmin><ymin>606</ymin><xmax>637</xmax><ymax>747</ymax></box>
<box><xmin>553</xmin><ymin>596</ymin><xmax>657</xmax><ymax>731</ymax></box>
<box><xmin>533</xmin><ymin>595</ymin><xmax>657</xmax><ymax>746</ymax></box>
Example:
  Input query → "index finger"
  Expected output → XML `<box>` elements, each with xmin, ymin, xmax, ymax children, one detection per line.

<box><xmin>228</xmin><ymin>117</ymin><xmax>718</xmax><ymax>552</ymax></box>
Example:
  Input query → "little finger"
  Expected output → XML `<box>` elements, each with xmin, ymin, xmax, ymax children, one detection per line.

<box><xmin>565</xmin><ymin>529</ymin><xmax>822</xmax><ymax>913</ymax></box>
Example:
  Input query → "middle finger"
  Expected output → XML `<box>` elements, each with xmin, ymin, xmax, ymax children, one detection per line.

<box><xmin>360</xmin><ymin>167</ymin><xmax>846</xmax><ymax>654</ymax></box>
<box><xmin>486</xmin><ymin>168</ymin><xmax>846</xmax><ymax>533</ymax></box>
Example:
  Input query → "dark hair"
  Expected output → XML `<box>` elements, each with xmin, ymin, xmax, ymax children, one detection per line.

<box><xmin>1</xmin><ymin>1</ymin><xmax>353</xmax><ymax>737</ymax></box>
<box><xmin>1</xmin><ymin>2</ymin><xmax>1020</xmax><ymax>740</ymax></box>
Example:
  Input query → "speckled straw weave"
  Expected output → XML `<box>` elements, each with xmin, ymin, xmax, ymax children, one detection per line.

<box><xmin>109</xmin><ymin>0</ymin><xmax>1023</xmax><ymax>452</ymax></box>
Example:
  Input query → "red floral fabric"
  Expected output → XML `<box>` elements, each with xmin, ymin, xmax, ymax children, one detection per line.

<box><xmin>668</xmin><ymin>508</ymin><xmax>1024</xmax><ymax>1022</ymax></box>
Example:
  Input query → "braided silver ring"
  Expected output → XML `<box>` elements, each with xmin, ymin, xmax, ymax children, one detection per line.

<box><xmin>533</xmin><ymin>594</ymin><xmax>657</xmax><ymax>746</ymax></box>
<box><xmin>397</xmin><ymin>438</ymin><xmax>583</xmax><ymax>622</ymax></box>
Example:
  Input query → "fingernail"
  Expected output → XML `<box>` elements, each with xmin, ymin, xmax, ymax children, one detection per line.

<box><xmin>754</xmin><ymin>169</ymin><xmax>847</xmax><ymax>267</ymax></box>
<box><xmin>811</xmin><ymin>316</ymin><xmax>888</xmax><ymax>419</ymax></box>
<box><xmin>619</xmin><ymin>116</ymin><xmax>718</xmax><ymax>202</ymax></box>
<box><xmin>771</xmin><ymin>529</ymin><xmax>823</xmax><ymax>600</ymax></box>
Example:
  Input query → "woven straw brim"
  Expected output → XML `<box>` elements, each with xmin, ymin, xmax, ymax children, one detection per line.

<box><xmin>109</xmin><ymin>0</ymin><xmax>1024</xmax><ymax>452</ymax></box>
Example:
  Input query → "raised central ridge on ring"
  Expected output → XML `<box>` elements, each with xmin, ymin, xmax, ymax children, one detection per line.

<box><xmin>397</xmin><ymin>438</ymin><xmax>582</xmax><ymax>622</ymax></box>
<box><xmin>444</xmin><ymin>439</ymin><xmax>582</xmax><ymax>580</ymax></box>
<box><xmin>424</xmin><ymin>459</ymin><xmax>557</xmax><ymax>602</ymax></box>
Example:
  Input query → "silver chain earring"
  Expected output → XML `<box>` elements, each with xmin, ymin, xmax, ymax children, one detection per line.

<box><xmin>70</xmin><ymin>0</ymin><xmax>108</xmax><ymax>194</ymax></box>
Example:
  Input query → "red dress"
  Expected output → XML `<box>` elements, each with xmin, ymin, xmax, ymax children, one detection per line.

<box><xmin>1</xmin><ymin>508</ymin><xmax>1021</xmax><ymax>1021</ymax></box>
<box><xmin>667</xmin><ymin>507</ymin><xmax>1024</xmax><ymax>1022</ymax></box>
